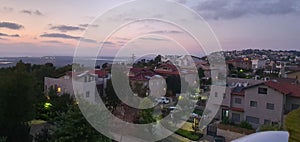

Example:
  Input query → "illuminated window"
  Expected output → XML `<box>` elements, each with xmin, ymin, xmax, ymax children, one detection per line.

<box><xmin>57</xmin><ymin>87</ymin><xmax>61</xmax><ymax>93</ymax></box>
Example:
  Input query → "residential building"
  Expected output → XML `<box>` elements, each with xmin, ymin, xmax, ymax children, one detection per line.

<box><xmin>251</xmin><ymin>59</ymin><xmax>266</xmax><ymax>69</ymax></box>
<box><xmin>216</xmin><ymin>79</ymin><xmax>300</xmax><ymax>128</ymax></box>
<box><xmin>227</xmin><ymin>58</ymin><xmax>252</xmax><ymax>70</ymax></box>
<box><xmin>216</xmin><ymin>78</ymin><xmax>264</xmax><ymax>122</ymax></box>
<box><xmin>44</xmin><ymin>69</ymin><xmax>110</xmax><ymax>103</ymax></box>
<box><xmin>286</xmin><ymin>70</ymin><xmax>300</xmax><ymax>82</ymax></box>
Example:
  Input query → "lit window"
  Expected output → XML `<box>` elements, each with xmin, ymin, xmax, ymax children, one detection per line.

<box><xmin>57</xmin><ymin>87</ymin><xmax>61</xmax><ymax>93</ymax></box>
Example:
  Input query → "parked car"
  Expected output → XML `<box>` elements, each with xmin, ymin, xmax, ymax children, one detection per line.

<box><xmin>191</xmin><ymin>113</ymin><xmax>199</xmax><ymax>118</ymax></box>
<box><xmin>168</xmin><ymin>106</ymin><xmax>182</xmax><ymax>113</ymax></box>
<box><xmin>155</xmin><ymin>97</ymin><xmax>170</xmax><ymax>104</ymax></box>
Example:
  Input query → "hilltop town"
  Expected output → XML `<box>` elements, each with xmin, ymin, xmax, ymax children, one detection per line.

<box><xmin>42</xmin><ymin>49</ymin><xmax>300</xmax><ymax>141</ymax></box>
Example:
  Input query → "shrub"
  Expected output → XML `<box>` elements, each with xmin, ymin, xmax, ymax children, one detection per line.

<box><xmin>240</xmin><ymin>121</ymin><xmax>253</xmax><ymax>130</ymax></box>
<box><xmin>259</xmin><ymin>124</ymin><xmax>283</xmax><ymax>131</ymax></box>
<box><xmin>0</xmin><ymin>137</ymin><xmax>7</xmax><ymax>142</ymax></box>
<box><xmin>221</xmin><ymin>117</ymin><xmax>230</xmax><ymax>125</ymax></box>
<box><xmin>175</xmin><ymin>129</ymin><xmax>202</xmax><ymax>141</ymax></box>
<box><xmin>285</xmin><ymin>108</ymin><xmax>300</xmax><ymax>142</ymax></box>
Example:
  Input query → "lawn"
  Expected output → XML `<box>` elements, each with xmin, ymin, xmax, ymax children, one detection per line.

<box><xmin>175</xmin><ymin>128</ymin><xmax>202</xmax><ymax>141</ymax></box>
<box><xmin>285</xmin><ymin>108</ymin><xmax>300</xmax><ymax>142</ymax></box>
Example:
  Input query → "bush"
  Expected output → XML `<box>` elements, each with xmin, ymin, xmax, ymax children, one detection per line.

<box><xmin>240</xmin><ymin>121</ymin><xmax>253</xmax><ymax>130</ymax></box>
<box><xmin>221</xmin><ymin>117</ymin><xmax>230</xmax><ymax>125</ymax></box>
<box><xmin>0</xmin><ymin>137</ymin><xmax>7</xmax><ymax>142</ymax></box>
<box><xmin>259</xmin><ymin>124</ymin><xmax>283</xmax><ymax>131</ymax></box>
<box><xmin>175</xmin><ymin>129</ymin><xmax>202</xmax><ymax>141</ymax></box>
<box><xmin>285</xmin><ymin>108</ymin><xmax>300</xmax><ymax>142</ymax></box>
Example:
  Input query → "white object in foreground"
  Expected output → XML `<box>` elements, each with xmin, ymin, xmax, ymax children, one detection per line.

<box><xmin>232</xmin><ymin>131</ymin><xmax>289</xmax><ymax>142</ymax></box>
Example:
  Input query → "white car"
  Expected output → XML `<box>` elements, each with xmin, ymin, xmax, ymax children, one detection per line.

<box><xmin>169</xmin><ymin>106</ymin><xmax>182</xmax><ymax>113</ymax></box>
<box><xmin>191</xmin><ymin>113</ymin><xmax>199</xmax><ymax>118</ymax></box>
<box><xmin>155</xmin><ymin>97</ymin><xmax>170</xmax><ymax>104</ymax></box>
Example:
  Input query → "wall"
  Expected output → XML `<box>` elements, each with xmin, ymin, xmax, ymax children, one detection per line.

<box><xmin>286</xmin><ymin>96</ymin><xmax>300</xmax><ymax>112</ymax></box>
<box><xmin>287</xmin><ymin>71</ymin><xmax>300</xmax><ymax>82</ymax></box>
<box><xmin>44</xmin><ymin>77</ymin><xmax>74</xmax><ymax>95</ymax></box>
<box><xmin>244</xmin><ymin>85</ymin><xmax>284</xmax><ymax>128</ymax></box>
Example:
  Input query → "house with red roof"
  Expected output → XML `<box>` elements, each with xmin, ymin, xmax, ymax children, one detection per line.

<box><xmin>216</xmin><ymin>78</ymin><xmax>300</xmax><ymax>128</ymax></box>
<box><xmin>154</xmin><ymin>63</ymin><xmax>179</xmax><ymax>76</ymax></box>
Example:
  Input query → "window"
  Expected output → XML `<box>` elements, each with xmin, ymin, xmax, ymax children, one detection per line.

<box><xmin>57</xmin><ymin>87</ymin><xmax>62</xmax><ymax>93</ymax></box>
<box><xmin>223</xmin><ymin>93</ymin><xmax>226</xmax><ymax>99</ymax></box>
<box><xmin>235</xmin><ymin>98</ymin><xmax>242</xmax><ymax>104</ymax></box>
<box><xmin>86</xmin><ymin>91</ymin><xmax>90</xmax><ymax>98</ymax></box>
<box><xmin>89</xmin><ymin>76</ymin><xmax>93</xmax><ymax>82</ymax></box>
<box><xmin>232</xmin><ymin>113</ymin><xmax>240</xmax><ymax>122</ymax></box>
<box><xmin>258</xmin><ymin>87</ymin><xmax>268</xmax><ymax>94</ymax></box>
<box><xmin>291</xmin><ymin>104</ymin><xmax>300</xmax><ymax>110</ymax></box>
<box><xmin>215</xmin><ymin>92</ymin><xmax>218</xmax><ymax>98</ymax></box>
<box><xmin>266</xmin><ymin>103</ymin><xmax>275</xmax><ymax>110</ymax></box>
<box><xmin>250</xmin><ymin>101</ymin><xmax>257</xmax><ymax>107</ymax></box>
<box><xmin>264</xmin><ymin>119</ymin><xmax>271</xmax><ymax>125</ymax></box>
<box><xmin>84</xmin><ymin>76</ymin><xmax>88</xmax><ymax>82</ymax></box>
<box><xmin>246</xmin><ymin>116</ymin><xmax>259</xmax><ymax>124</ymax></box>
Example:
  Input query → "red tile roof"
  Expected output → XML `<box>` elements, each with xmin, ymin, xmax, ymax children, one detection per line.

<box><xmin>154</xmin><ymin>70</ymin><xmax>179</xmax><ymax>75</ymax></box>
<box><xmin>89</xmin><ymin>70</ymin><xmax>108</xmax><ymax>78</ymax></box>
<box><xmin>129</xmin><ymin>68</ymin><xmax>156</xmax><ymax>81</ymax></box>
<box><xmin>155</xmin><ymin>63</ymin><xmax>179</xmax><ymax>75</ymax></box>
<box><xmin>264</xmin><ymin>81</ymin><xmax>300</xmax><ymax>98</ymax></box>
<box><xmin>130</xmin><ymin>68</ymin><xmax>151</xmax><ymax>73</ymax></box>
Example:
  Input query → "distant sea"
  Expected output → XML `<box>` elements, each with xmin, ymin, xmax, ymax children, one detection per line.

<box><xmin>0</xmin><ymin>56</ymin><xmax>128</xmax><ymax>68</ymax></box>
<box><xmin>0</xmin><ymin>55</ymin><xmax>158</xmax><ymax>68</ymax></box>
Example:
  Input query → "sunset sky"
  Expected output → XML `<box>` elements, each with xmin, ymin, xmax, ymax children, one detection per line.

<box><xmin>0</xmin><ymin>0</ymin><xmax>300</xmax><ymax>57</ymax></box>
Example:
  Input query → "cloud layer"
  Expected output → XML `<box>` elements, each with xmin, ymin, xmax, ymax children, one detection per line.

<box><xmin>194</xmin><ymin>0</ymin><xmax>300</xmax><ymax>20</ymax></box>
<box><xmin>50</xmin><ymin>25</ymin><xmax>84</xmax><ymax>32</ymax></box>
<box><xmin>40</xmin><ymin>33</ymin><xmax>97</xmax><ymax>43</ymax></box>
<box><xmin>148</xmin><ymin>30</ymin><xmax>183</xmax><ymax>34</ymax></box>
<box><xmin>0</xmin><ymin>32</ymin><xmax>20</xmax><ymax>37</ymax></box>
<box><xmin>21</xmin><ymin>10</ymin><xmax>43</xmax><ymax>16</ymax></box>
<box><xmin>0</xmin><ymin>22</ymin><xmax>24</xmax><ymax>30</ymax></box>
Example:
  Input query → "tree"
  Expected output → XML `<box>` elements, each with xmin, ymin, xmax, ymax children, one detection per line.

<box><xmin>49</xmin><ymin>105</ymin><xmax>111</xmax><ymax>142</ymax></box>
<box><xmin>154</xmin><ymin>55</ymin><xmax>162</xmax><ymax>64</ymax></box>
<box><xmin>285</xmin><ymin>108</ymin><xmax>300</xmax><ymax>142</ymax></box>
<box><xmin>0</xmin><ymin>62</ymin><xmax>36</xmax><ymax>142</ymax></box>
<box><xmin>138</xmin><ymin>98</ymin><xmax>156</xmax><ymax>135</ymax></box>
<box><xmin>131</xmin><ymin>82</ymin><xmax>147</xmax><ymax>98</ymax></box>
<box><xmin>102</xmin><ymin>63</ymin><xmax>108</xmax><ymax>70</ymax></box>
<box><xmin>255</xmin><ymin>69</ymin><xmax>264</xmax><ymax>76</ymax></box>
<box><xmin>104</xmin><ymin>80</ymin><xmax>121</xmax><ymax>111</ymax></box>
<box><xmin>228</xmin><ymin>63</ymin><xmax>235</xmax><ymax>71</ymax></box>
<box><xmin>166</xmin><ymin>75</ymin><xmax>188</xmax><ymax>95</ymax></box>
<box><xmin>198</xmin><ymin>68</ymin><xmax>205</xmax><ymax>79</ymax></box>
